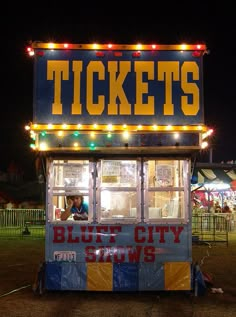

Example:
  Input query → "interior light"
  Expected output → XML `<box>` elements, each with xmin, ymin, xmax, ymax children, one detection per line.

<box><xmin>107</xmin><ymin>124</ymin><xmax>113</xmax><ymax>131</ymax></box>
<box><xmin>208</xmin><ymin>128</ymin><xmax>214</xmax><ymax>135</ymax></box>
<box><xmin>48</xmin><ymin>43</ymin><xmax>55</xmax><ymax>49</ymax></box>
<box><xmin>136</xmin><ymin>44</ymin><xmax>142</xmax><ymax>50</ymax></box>
<box><xmin>90</xmin><ymin>132</ymin><xmax>96</xmax><ymax>138</ymax></box>
<box><xmin>89</xmin><ymin>142</ymin><xmax>96</xmax><ymax>150</ymax></box>
<box><xmin>30</xmin><ymin>131</ymin><xmax>36</xmax><ymax>139</ymax></box>
<box><xmin>39</xmin><ymin>142</ymin><xmax>48</xmax><ymax>151</ymax></box>
<box><xmin>123</xmin><ymin>131</ymin><xmax>129</xmax><ymax>139</ymax></box>
<box><xmin>30</xmin><ymin>143</ymin><xmax>36</xmax><ymax>150</ymax></box>
<box><xmin>201</xmin><ymin>141</ymin><xmax>208</xmax><ymax>149</ymax></box>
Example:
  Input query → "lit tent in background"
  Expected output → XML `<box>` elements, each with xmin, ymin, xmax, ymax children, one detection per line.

<box><xmin>191</xmin><ymin>163</ymin><xmax>236</xmax><ymax>186</ymax></box>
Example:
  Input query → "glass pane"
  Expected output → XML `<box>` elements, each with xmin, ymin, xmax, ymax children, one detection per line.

<box><xmin>148</xmin><ymin>160</ymin><xmax>184</xmax><ymax>188</ymax></box>
<box><xmin>101</xmin><ymin>191</ymin><xmax>137</xmax><ymax>219</ymax></box>
<box><xmin>53</xmin><ymin>160</ymin><xmax>89</xmax><ymax>187</ymax></box>
<box><xmin>101</xmin><ymin>160</ymin><xmax>137</xmax><ymax>187</ymax></box>
<box><xmin>148</xmin><ymin>191</ymin><xmax>184</xmax><ymax>218</ymax></box>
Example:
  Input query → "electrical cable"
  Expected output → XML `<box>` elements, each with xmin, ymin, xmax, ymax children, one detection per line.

<box><xmin>199</xmin><ymin>242</ymin><xmax>212</xmax><ymax>266</ymax></box>
<box><xmin>0</xmin><ymin>284</ymin><xmax>31</xmax><ymax>298</ymax></box>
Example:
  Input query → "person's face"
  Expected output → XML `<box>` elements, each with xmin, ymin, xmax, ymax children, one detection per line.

<box><xmin>73</xmin><ymin>196</ymin><xmax>82</xmax><ymax>206</ymax></box>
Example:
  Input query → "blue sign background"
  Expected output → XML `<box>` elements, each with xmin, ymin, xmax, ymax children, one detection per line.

<box><xmin>46</xmin><ymin>223</ymin><xmax>191</xmax><ymax>263</ymax></box>
<box><xmin>33</xmin><ymin>49</ymin><xmax>204</xmax><ymax>125</ymax></box>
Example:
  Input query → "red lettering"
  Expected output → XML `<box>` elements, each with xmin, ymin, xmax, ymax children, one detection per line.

<box><xmin>147</xmin><ymin>226</ymin><xmax>154</xmax><ymax>243</ymax></box>
<box><xmin>114</xmin><ymin>246</ymin><xmax>125</xmax><ymax>263</ymax></box>
<box><xmin>96</xmin><ymin>226</ymin><xmax>108</xmax><ymax>243</ymax></box>
<box><xmin>109</xmin><ymin>226</ymin><xmax>122</xmax><ymax>243</ymax></box>
<box><xmin>53</xmin><ymin>226</ymin><xmax>65</xmax><ymax>243</ymax></box>
<box><xmin>144</xmin><ymin>246</ymin><xmax>155</xmax><ymax>262</ymax></box>
<box><xmin>127</xmin><ymin>245</ymin><xmax>142</xmax><ymax>262</ymax></box>
<box><xmin>85</xmin><ymin>246</ymin><xmax>96</xmax><ymax>262</ymax></box>
<box><xmin>67</xmin><ymin>226</ymin><xmax>79</xmax><ymax>243</ymax></box>
<box><xmin>170</xmin><ymin>226</ymin><xmax>184</xmax><ymax>243</ymax></box>
<box><xmin>155</xmin><ymin>226</ymin><xmax>169</xmax><ymax>243</ymax></box>
<box><xmin>81</xmin><ymin>226</ymin><xmax>93</xmax><ymax>242</ymax></box>
<box><xmin>98</xmin><ymin>246</ymin><xmax>105</xmax><ymax>262</ymax></box>
<box><xmin>134</xmin><ymin>226</ymin><xmax>145</xmax><ymax>243</ymax></box>
<box><xmin>98</xmin><ymin>246</ymin><xmax>112</xmax><ymax>262</ymax></box>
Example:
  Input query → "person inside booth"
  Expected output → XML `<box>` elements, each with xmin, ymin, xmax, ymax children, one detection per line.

<box><xmin>60</xmin><ymin>194</ymin><xmax>88</xmax><ymax>221</ymax></box>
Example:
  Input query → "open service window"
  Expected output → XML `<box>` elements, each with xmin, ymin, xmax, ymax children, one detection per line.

<box><xmin>97</xmin><ymin>159</ymin><xmax>141</xmax><ymax>223</ymax></box>
<box><xmin>47</xmin><ymin>159</ymin><xmax>93</xmax><ymax>222</ymax></box>
<box><xmin>144</xmin><ymin>159</ymin><xmax>190</xmax><ymax>223</ymax></box>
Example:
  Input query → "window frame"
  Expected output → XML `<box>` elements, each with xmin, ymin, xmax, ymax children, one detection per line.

<box><xmin>143</xmin><ymin>158</ymin><xmax>190</xmax><ymax>224</ymax></box>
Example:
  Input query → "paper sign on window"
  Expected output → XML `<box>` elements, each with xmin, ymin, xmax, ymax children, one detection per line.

<box><xmin>156</xmin><ymin>165</ymin><xmax>173</xmax><ymax>187</ymax></box>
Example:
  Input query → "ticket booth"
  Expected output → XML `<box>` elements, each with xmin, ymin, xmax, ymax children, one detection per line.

<box><xmin>26</xmin><ymin>42</ymin><xmax>211</xmax><ymax>291</ymax></box>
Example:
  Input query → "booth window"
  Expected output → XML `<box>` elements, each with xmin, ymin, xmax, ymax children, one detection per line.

<box><xmin>144</xmin><ymin>159</ymin><xmax>189</xmax><ymax>222</ymax></box>
<box><xmin>97</xmin><ymin>159</ymin><xmax>140</xmax><ymax>223</ymax></box>
<box><xmin>48</xmin><ymin>160</ymin><xmax>92</xmax><ymax>222</ymax></box>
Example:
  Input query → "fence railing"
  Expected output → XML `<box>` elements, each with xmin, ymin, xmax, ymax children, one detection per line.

<box><xmin>0</xmin><ymin>209</ymin><xmax>45</xmax><ymax>239</ymax></box>
<box><xmin>192</xmin><ymin>213</ymin><xmax>231</xmax><ymax>246</ymax></box>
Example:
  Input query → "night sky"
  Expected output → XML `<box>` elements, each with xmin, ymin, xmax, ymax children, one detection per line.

<box><xmin>2</xmin><ymin>13</ymin><xmax>236</xmax><ymax>180</ymax></box>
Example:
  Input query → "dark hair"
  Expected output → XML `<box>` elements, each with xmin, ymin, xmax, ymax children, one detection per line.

<box><xmin>67</xmin><ymin>195</ymin><xmax>84</xmax><ymax>203</ymax></box>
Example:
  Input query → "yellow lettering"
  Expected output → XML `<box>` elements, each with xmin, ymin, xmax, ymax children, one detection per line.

<box><xmin>47</xmin><ymin>60</ymin><xmax>69</xmax><ymax>115</ymax></box>
<box><xmin>86</xmin><ymin>61</ymin><xmax>105</xmax><ymax>115</ymax></box>
<box><xmin>158</xmin><ymin>61</ymin><xmax>179</xmax><ymax>115</ymax></box>
<box><xmin>181</xmin><ymin>62</ymin><xmax>199</xmax><ymax>115</ymax></box>
<box><xmin>71</xmin><ymin>61</ymin><xmax>83</xmax><ymax>114</ymax></box>
<box><xmin>134</xmin><ymin>61</ymin><xmax>154</xmax><ymax>115</ymax></box>
<box><xmin>108</xmin><ymin>61</ymin><xmax>131</xmax><ymax>115</ymax></box>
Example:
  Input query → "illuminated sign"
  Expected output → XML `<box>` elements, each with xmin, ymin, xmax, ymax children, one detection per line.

<box><xmin>33</xmin><ymin>48</ymin><xmax>205</xmax><ymax>125</ymax></box>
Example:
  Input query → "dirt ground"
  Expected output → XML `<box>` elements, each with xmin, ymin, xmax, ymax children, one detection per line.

<box><xmin>0</xmin><ymin>234</ymin><xmax>236</xmax><ymax>317</ymax></box>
